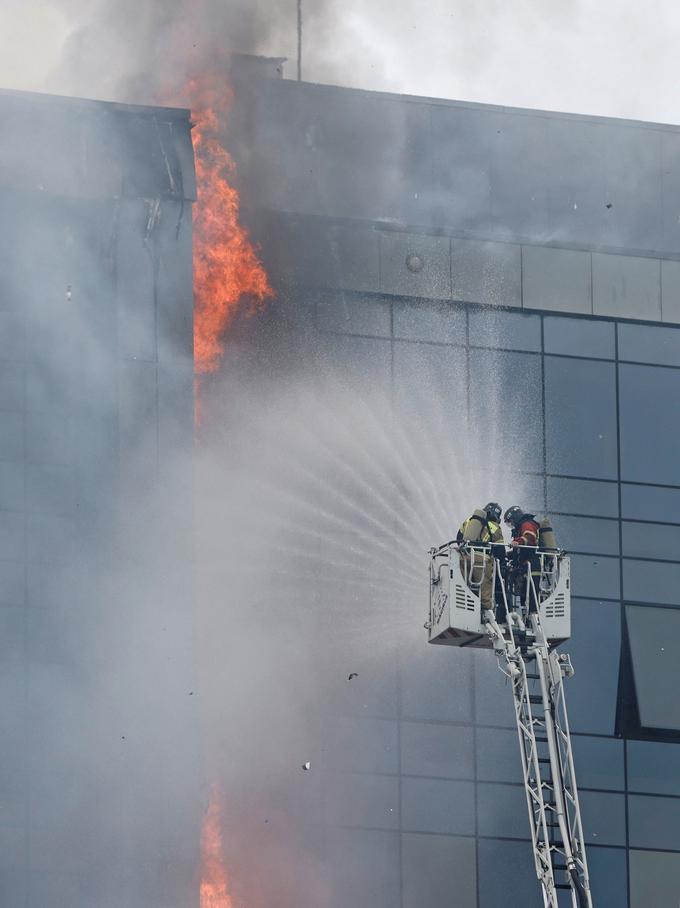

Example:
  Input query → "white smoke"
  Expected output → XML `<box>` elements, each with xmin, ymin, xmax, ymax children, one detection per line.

<box><xmin>0</xmin><ymin>0</ymin><xmax>680</xmax><ymax>122</ymax></box>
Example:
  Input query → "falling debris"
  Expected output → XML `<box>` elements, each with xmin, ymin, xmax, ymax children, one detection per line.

<box><xmin>606</xmin><ymin>203</ymin><xmax>613</xmax><ymax>209</ymax></box>
<box><xmin>302</xmin><ymin>762</ymin><xmax>311</xmax><ymax>771</ymax></box>
<box><xmin>348</xmin><ymin>672</ymin><xmax>359</xmax><ymax>681</ymax></box>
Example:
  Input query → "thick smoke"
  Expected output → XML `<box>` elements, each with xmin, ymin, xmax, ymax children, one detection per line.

<box><xmin>191</xmin><ymin>304</ymin><xmax>541</xmax><ymax>905</ymax></box>
<box><xmin>2</xmin><ymin>1</ymin><xmax>680</xmax><ymax>120</ymax></box>
<box><xmin>0</xmin><ymin>2</ymin><xmax>624</xmax><ymax>905</ymax></box>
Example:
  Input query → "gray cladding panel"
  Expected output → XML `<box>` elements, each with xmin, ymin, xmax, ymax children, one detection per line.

<box><xmin>591</xmin><ymin>252</ymin><xmax>660</xmax><ymax>319</ymax></box>
<box><xmin>489</xmin><ymin>112</ymin><xmax>549</xmax><ymax>236</ymax></box>
<box><xmin>429</xmin><ymin>105</ymin><xmax>497</xmax><ymax>232</ymax></box>
<box><xmin>451</xmin><ymin>238</ymin><xmax>521</xmax><ymax>307</ymax></box>
<box><xmin>522</xmin><ymin>246</ymin><xmax>592</xmax><ymax>313</ymax></box>
<box><xmin>598</xmin><ymin>123</ymin><xmax>662</xmax><ymax>251</ymax></box>
<box><xmin>544</xmin><ymin>118</ymin><xmax>609</xmax><ymax>244</ymax></box>
<box><xmin>262</xmin><ymin>214</ymin><xmax>380</xmax><ymax>293</ymax></box>
<box><xmin>241</xmin><ymin>78</ymin><xmax>680</xmax><ymax>257</ymax></box>
<box><xmin>319</xmin><ymin>92</ymin><xmax>433</xmax><ymax>223</ymax></box>
<box><xmin>379</xmin><ymin>232</ymin><xmax>451</xmax><ymax>299</ymax></box>
<box><xmin>661</xmin><ymin>258</ymin><xmax>680</xmax><ymax>323</ymax></box>
<box><xmin>661</xmin><ymin>131</ymin><xmax>680</xmax><ymax>252</ymax></box>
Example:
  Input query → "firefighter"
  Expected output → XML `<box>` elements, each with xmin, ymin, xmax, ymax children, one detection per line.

<box><xmin>456</xmin><ymin>502</ymin><xmax>504</xmax><ymax>614</ymax></box>
<box><xmin>504</xmin><ymin>505</ymin><xmax>542</xmax><ymax>610</ymax></box>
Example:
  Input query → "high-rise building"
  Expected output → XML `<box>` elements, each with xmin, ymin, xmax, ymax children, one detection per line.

<box><xmin>0</xmin><ymin>89</ymin><xmax>199</xmax><ymax>907</ymax></box>
<box><xmin>227</xmin><ymin>56</ymin><xmax>680</xmax><ymax>907</ymax></box>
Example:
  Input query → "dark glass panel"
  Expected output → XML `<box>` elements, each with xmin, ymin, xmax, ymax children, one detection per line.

<box><xmin>619</xmin><ymin>321</ymin><xmax>680</xmax><ymax>367</ymax></box>
<box><xmin>572</xmin><ymin>736</ymin><xmax>624</xmax><ymax>791</ymax></box>
<box><xmin>545</xmin><ymin>357</ymin><xmax>617</xmax><ymax>480</ymax></box>
<box><xmin>627</xmin><ymin>740</ymin><xmax>680</xmax><ymax>795</ymax></box>
<box><xmin>622</xmin><ymin>482</ymin><xmax>680</xmax><ymax>522</ymax></box>
<box><xmin>402</xmin><ymin>834</ymin><xmax>476</xmax><ymax>908</ymax></box>
<box><xmin>629</xmin><ymin>794</ymin><xmax>680</xmax><ymax>850</ymax></box>
<box><xmin>547</xmin><ymin>476</ymin><xmax>619</xmax><ymax>518</ymax></box>
<box><xmin>568</xmin><ymin>600</ymin><xmax>621</xmax><ymax>735</ymax></box>
<box><xmin>468</xmin><ymin>307</ymin><xmax>541</xmax><ymax>351</ymax></box>
<box><xmin>400</xmin><ymin>721</ymin><xmax>474</xmax><ymax>779</ymax></box>
<box><xmin>544</xmin><ymin>316</ymin><xmax>615</xmax><ymax>359</ymax></box>
<box><xmin>552</xmin><ymin>515</ymin><xmax>619</xmax><ymax>556</ymax></box>
<box><xmin>623</xmin><ymin>560</ymin><xmax>680</xmax><ymax>605</ymax></box>
<box><xmin>630</xmin><ymin>850</ymin><xmax>680</xmax><ymax>908</ymax></box>
<box><xmin>619</xmin><ymin>363</ymin><xmax>680</xmax><ymax>485</ymax></box>
<box><xmin>622</xmin><ymin>521</ymin><xmax>680</xmax><ymax>561</ymax></box>
<box><xmin>626</xmin><ymin>604</ymin><xmax>680</xmax><ymax>730</ymax></box>
<box><xmin>478</xmin><ymin>838</ymin><xmax>542</xmax><ymax>908</ymax></box>
<box><xmin>393</xmin><ymin>299</ymin><xmax>466</xmax><ymax>344</ymax></box>
<box><xmin>401</xmin><ymin>777</ymin><xmax>475</xmax><ymax>835</ymax></box>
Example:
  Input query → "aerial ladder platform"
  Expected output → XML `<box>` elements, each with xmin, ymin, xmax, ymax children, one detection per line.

<box><xmin>426</xmin><ymin>541</ymin><xmax>592</xmax><ymax>908</ymax></box>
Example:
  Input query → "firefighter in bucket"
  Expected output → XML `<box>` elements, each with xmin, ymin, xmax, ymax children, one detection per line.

<box><xmin>456</xmin><ymin>502</ymin><xmax>505</xmax><ymax>616</ymax></box>
<box><xmin>504</xmin><ymin>506</ymin><xmax>558</xmax><ymax>611</ymax></box>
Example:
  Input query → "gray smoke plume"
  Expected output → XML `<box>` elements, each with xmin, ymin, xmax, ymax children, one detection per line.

<box><xmin>190</xmin><ymin>306</ymin><xmax>539</xmax><ymax>905</ymax></box>
<box><xmin>1</xmin><ymin>1</ymin><xmax>680</xmax><ymax>120</ymax></box>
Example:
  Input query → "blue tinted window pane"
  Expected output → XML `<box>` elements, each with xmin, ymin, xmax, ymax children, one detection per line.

<box><xmin>545</xmin><ymin>357</ymin><xmax>618</xmax><ymax>480</ymax></box>
<box><xmin>474</xmin><ymin>648</ymin><xmax>515</xmax><ymax>729</ymax></box>
<box><xmin>402</xmin><ymin>834</ymin><xmax>476</xmax><ymax>908</ymax></box>
<box><xmin>629</xmin><ymin>794</ymin><xmax>680</xmax><ymax>850</ymax></box>
<box><xmin>478</xmin><ymin>839</ymin><xmax>542</xmax><ymax>908</ymax></box>
<box><xmin>620</xmin><ymin>363</ymin><xmax>680</xmax><ymax>485</ymax></box>
<box><xmin>327</xmin><ymin>718</ymin><xmax>399</xmax><ymax>773</ymax></box>
<box><xmin>572</xmin><ymin>736</ymin><xmax>624</xmax><ymax>791</ymax></box>
<box><xmin>469</xmin><ymin>350</ymin><xmax>543</xmax><ymax>467</ymax></box>
<box><xmin>579</xmin><ymin>791</ymin><xmax>626</xmax><ymax>846</ymax></box>
<box><xmin>547</xmin><ymin>476</ymin><xmax>619</xmax><ymax>518</ymax></box>
<box><xmin>622</xmin><ymin>483</ymin><xmax>680</xmax><ymax>522</ymax></box>
<box><xmin>628</xmin><ymin>740</ymin><xmax>680</xmax><ymax>795</ymax></box>
<box><xmin>325</xmin><ymin>773</ymin><xmax>399</xmax><ymax>829</ymax></box>
<box><xmin>619</xmin><ymin>322</ymin><xmax>680</xmax><ymax>366</ymax></box>
<box><xmin>400</xmin><ymin>722</ymin><xmax>474</xmax><ymax>779</ymax></box>
<box><xmin>477</xmin><ymin>783</ymin><xmax>531</xmax><ymax>839</ymax></box>
<box><xmin>401</xmin><ymin>778</ymin><xmax>475</xmax><ymax>835</ymax></box>
<box><xmin>400</xmin><ymin>637</ymin><xmax>473</xmax><ymax>723</ymax></box>
<box><xmin>393</xmin><ymin>300</ymin><xmax>466</xmax><ymax>344</ymax></box>
<box><xmin>552</xmin><ymin>515</ymin><xmax>620</xmax><ymax>556</ymax></box>
<box><xmin>469</xmin><ymin>308</ymin><xmax>541</xmax><ymax>351</ymax></box>
<box><xmin>626</xmin><ymin>604</ymin><xmax>680</xmax><ymax>730</ymax></box>
<box><xmin>622</xmin><ymin>521</ymin><xmax>680</xmax><ymax>560</ymax></box>
<box><xmin>623</xmin><ymin>560</ymin><xmax>680</xmax><ymax>605</ymax></box>
<box><xmin>544</xmin><ymin>317</ymin><xmax>615</xmax><ymax>359</ymax></box>
<box><xmin>630</xmin><ymin>850</ymin><xmax>680</xmax><ymax>908</ymax></box>
<box><xmin>476</xmin><ymin>726</ymin><xmax>523</xmax><ymax>784</ymax></box>
<box><xmin>571</xmin><ymin>555</ymin><xmax>620</xmax><ymax>600</ymax></box>
<box><xmin>587</xmin><ymin>847</ymin><xmax>628</xmax><ymax>908</ymax></box>
<box><xmin>326</xmin><ymin>828</ymin><xmax>400</xmax><ymax>908</ymax></box>
<box><xmin>568</xmin><ymin>600</ymin><xmax>621</xmax><ymax>735</ymax></box>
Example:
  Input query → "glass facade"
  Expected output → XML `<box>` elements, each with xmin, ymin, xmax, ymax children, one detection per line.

<box><xmin>311</xmin><ymin>291</ymin><xmax>680</xmax><ymax>907</ymax></box>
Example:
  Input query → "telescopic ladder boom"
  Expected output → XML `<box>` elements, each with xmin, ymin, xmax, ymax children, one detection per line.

<box><xmin>426</xmin><ymin>544</ymin><xmax>592</xmax><ymax>908</ymax></box>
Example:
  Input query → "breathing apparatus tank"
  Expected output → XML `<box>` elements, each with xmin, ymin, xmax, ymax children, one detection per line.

<box><xmin>462</xmin><ymin>509</ymin><xmax>488</xmax><ymax>543</ymax></box>
<box><xmin>538</xmin><ymin>517</ymin><xmax>557</xmax><ymax>551</ymax></box>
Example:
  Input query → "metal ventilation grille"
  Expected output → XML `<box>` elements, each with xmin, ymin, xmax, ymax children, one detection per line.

<box><xmin>545</xmin><ymin>593</ymin><xmax>566</xmax><ymax>618</ymax></box>
<box><xmin>454</xmin><ymin>583</ymin><xmax>475</xmax><ymax>612</ymax></box>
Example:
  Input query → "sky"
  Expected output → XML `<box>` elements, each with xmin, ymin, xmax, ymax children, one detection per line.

<box><xmin>1</xmin><ymin>0</ymin><xmax>680</xmax><ymax>124</ymax></box>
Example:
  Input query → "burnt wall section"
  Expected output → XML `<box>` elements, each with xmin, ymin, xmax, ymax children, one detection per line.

<box><xmin>229</xmin><ymin>67</ymin><xmax>680</xmax><ymax>325</ymax></box>
<box><xmin>0</xmin><ymin>91</ymin><xmax>197</xmax><ymax>907</ymax></box>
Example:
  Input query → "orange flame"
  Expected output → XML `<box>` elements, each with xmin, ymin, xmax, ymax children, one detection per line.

<box><xmin>188</xmin><ymin>76</ymin><xmax>273</xmax><ymax>375</ymax></box>
<box><xmin>200</xmin><ymin>788</ymin><xmax>233</xmax><ymax>908</ymax></box>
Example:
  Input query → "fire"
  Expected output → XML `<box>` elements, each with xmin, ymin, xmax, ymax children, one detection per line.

<box><xmin>200</xmin><ymin>788</ymin><xmax>233</xmax><ymax>908</ymax></box>
<box><xmin>188</xmin><ymin>76</ymin><xmax>273</xmax><ymax>375</ymax></box>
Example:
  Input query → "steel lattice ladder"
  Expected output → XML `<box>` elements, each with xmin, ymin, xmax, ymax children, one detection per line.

<box><xmin>485</xmin><ymin>569</ymin><xmax>593</xmax><ymax>908</ymax></box>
